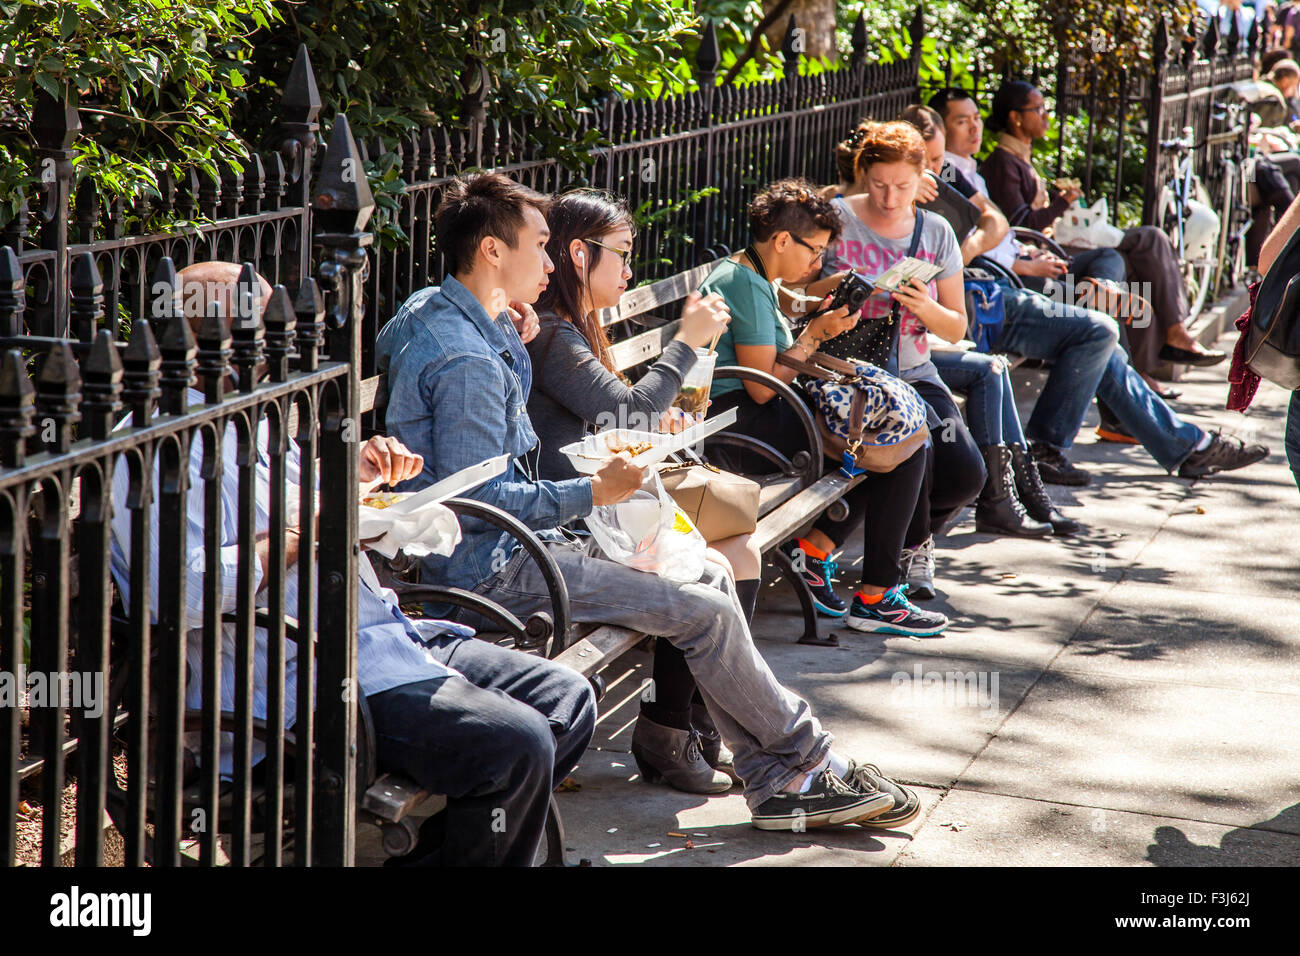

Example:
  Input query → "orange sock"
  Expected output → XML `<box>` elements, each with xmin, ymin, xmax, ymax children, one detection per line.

<box><xmin>856</xmin><ymin>591</ymin><xmax>884</xmax><ymax>604</ymax></box>
<box><xmin>796</xmin><ymin>538</ymin><xmax>828</xmax><ymax>561</ymax></box>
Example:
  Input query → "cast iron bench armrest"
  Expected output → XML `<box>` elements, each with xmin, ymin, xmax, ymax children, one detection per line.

<box><xmin>384</xmin><ymin>583</ymin><xmax>556</xmax><ymax>657</ymax></box>
<box><xmin>711</xmin><ymin>366</ymin><xmax>824</xmax><ymax>488</ymax></box>
<box><xmin>1013</xmin><ymin>226</ymin><xmax>1070</xmax><ymax>260</ymax></box>
<box><xmin>440</xmin><ymin>497</ymin><xmax>573</xmax><ymax>657</ymax></box>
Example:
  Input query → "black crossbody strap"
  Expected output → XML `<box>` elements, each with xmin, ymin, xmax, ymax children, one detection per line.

<box><xmin>888</xmin><ymin>209</ymin><xmax>926</xmax><ymax>323</ymax></box>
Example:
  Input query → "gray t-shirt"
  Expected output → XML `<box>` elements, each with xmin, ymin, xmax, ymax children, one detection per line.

<box><xmin>825</xmin><ymin>199</ymin><xmax>963</xmax><ymax>371</ymax></box>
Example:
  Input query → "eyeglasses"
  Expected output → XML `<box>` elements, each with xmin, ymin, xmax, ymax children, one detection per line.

<box><xmin>583</xmin><ymin>238</ymin><xmax>634</xmax><ymax>267</ymax></box>
<box><xmin>1014</xmin><ymin>104</ymin><xmax>1050</xmax><ymax>116</ymax></box>
<box><xmin>791</xmin><ymin>234</ymin><xmax>827</xmax><ymax>261</ymax></box>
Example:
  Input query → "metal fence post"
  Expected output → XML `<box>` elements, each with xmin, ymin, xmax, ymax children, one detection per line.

<box><xmin>31</xmin><ymin>85</ymin><xmax>80</xmax><ymax>338</ymax></box>
<box><xmin>279</xmin><ymin>45</ymin><xmax>322</xmax><ymax>294</ymax></box>
<box><xmin>782</xmin><ymin>15</ymin><xmax>801</xmax><ymax>177</ymax></box>
<box><xmin>1142</xmin><ymin>19</ymin><xmax>1171</xmax><ymax>225</ymax></box>
<box><xmin>312</xmin><ymin>114</ymin><xmax>373</xmax><ymax>866</ymax></box>
<box><xmin>694</xmin><ymin>19</ymin><xmax>720</xmax><ymax>263</ymax></box>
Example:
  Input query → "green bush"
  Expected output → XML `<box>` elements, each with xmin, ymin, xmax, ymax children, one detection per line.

<box><xmin>0</xmin><ymin>0</ymin><xmax>281</xmax><ymax>231</ymax></box>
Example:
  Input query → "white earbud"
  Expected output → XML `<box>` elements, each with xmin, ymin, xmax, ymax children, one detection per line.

<box><xmin>575</xmin><ymin>249</ymin><xmax>585</xmax><ymax>263</ymax></box>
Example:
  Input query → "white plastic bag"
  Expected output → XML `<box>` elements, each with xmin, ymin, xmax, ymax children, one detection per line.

<box><xmin>1052</xmin><ymin>197</ymin><xmax>1125</xmax><ymax>249</ymax></box>
<box><xmin>357</xmin><ymin>496</ymin><xmax>462</xmax><ymax>559</ymax></box>
<box><xmin>583</xmin><ymin>471</ymin><xmax>707</xmax><ymax>583</ymax></box>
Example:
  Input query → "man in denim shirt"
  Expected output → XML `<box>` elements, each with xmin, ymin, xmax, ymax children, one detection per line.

<box><xmin>378</xmin><ymin>173</ymin><xmax>923</xmax><ymax>831</ymax></box>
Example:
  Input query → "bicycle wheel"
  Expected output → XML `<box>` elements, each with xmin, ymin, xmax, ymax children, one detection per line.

<box><xmin>1158</xmin><ymin>186</ymin><xmax>1217</xmax><ymax>323</ymax></box>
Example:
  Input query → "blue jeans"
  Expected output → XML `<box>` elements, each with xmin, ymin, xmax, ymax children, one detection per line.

<box><xmin>367</xmin><ymin>636</ymin><xmax>596</xmax><ymax>866</ymax></box>
<box><xmin>993</xmin><ymin>281</ymin><xmax>1118</xmax><ymax>450</ymax></box>
<box><xmin>1019</xmin><ymin>246</ymin><xmax>1127</xmax><ymax>297</ymax></box>
<box><xmin>1070</xmin><ymin>247</ymin><xmax>1127</xmax><ymax>284</ymax></box>
<box><xmin>1094</xmin><ymin>348</ymin><xmax>1202</xmax><ymax>472</ymax></box>
<box><xmin>1288</xmin><ymin>391</ymin><xmax>1300</xmax><ymax>492</ymax></box>
<box><xmin>930</xmin><ymin>349</ymin><xmax>1027</xmax><ymax>447</ymax></box>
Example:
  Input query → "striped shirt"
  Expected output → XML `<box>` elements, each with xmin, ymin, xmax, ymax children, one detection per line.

<box><xmin>108</xmin><ymin>389</ymin><xmax>471</xmax><ymax>776</ymax></box>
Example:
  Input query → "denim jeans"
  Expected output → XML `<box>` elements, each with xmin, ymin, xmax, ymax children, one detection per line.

<box><xmin>1287</xmin><ymin>391</ymin><xmax>1300</xmax><ymax>492</ymax></box>
<box><xmin>930</xmin><ymin>349</ymin><xmax>1027</xmax><ymax>447</ymax></box>
<box><xmin>901</xmin><ymin>362</ymin><xmax>987</xmax><ymax>533</ymax></box>
<box><xmin>469</xmin><ymin>539</ymin><xmax>833</xmax><ymax>810</ymax></box>
<box><xmin>1019</xmin><ymin>246</ymin><xmax>1127</xmax><ymax>297</ymax></box>
<box><xmin>993</xmin><ymin>282</ymin><xmax>1119</xmax><ymax>449</ymax></box>
<box><xmin>367</xmin><ymin>636</ymin><xmax>596</xmax><ymax>866</ymax></box>
<box><xmin>1094</xmin><ymin>347</ymin><xmax>1202</xmax><ymax>472</ymax></box>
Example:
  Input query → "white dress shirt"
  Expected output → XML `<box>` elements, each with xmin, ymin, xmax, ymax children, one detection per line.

<box><xmin>108</xmin><ymin>388</ymin><xmax>470</xmax><ymax>776</ymax></box>
<box><xmin>947</xmin><ymin>150</ymin><xmax>1021</xmax><ymax>270</ymax></box>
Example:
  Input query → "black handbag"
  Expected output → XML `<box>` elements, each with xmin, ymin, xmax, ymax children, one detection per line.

<box><xmin>1244</xmin><ymin>219</ymin><xmax>1300</xmax><ymax>389</ymax></box>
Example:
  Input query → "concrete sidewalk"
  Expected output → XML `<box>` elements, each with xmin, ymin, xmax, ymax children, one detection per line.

<box><xmin>554</xmin><ymin>319</ymin><xmax>1300</xmax><ymax>867</ymax></box>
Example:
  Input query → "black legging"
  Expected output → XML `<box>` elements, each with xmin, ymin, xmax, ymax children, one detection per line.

<box><xmin>707</xmin><ymin>386</ymin><xmax>927</xmax><ymax>589</ymax></box>
<box><xmin>909</xmin><ymin>375</ymin><xmax>987</xmax><ymax>536</ymax></box>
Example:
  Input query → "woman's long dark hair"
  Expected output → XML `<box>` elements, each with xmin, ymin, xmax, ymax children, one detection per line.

<box><xmin>535</xmin><ymin>188</ymin><xmax>635</xmax><ymax>371</ymax></box>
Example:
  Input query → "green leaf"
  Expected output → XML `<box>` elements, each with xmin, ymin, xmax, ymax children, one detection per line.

<box><xmin>59</xmin><ymin>4</ymin><xmax>79</xmax><ymax>39</ymax></box>
<box><xmin>34</xmin><ymin>72</ymin><xmax>61</xmax><ymax>99</ymax></box>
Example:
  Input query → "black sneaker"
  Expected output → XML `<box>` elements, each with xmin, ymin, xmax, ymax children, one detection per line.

<box><xmin>843</xmin><ymin>760</ymin><xmax>922</xmax><ymax>829</ymax></box>
<box><xmin>1177</xmin><ymin>430</ymin><xmax>1269</xmax><ymax>478</ymax></box>
<box><xmin>1029</xmin><ymin>441</ymin><xmax>1091</xmax><ymax>486</ymax></box>
<box><xmin>750</xmin><ymin>769</ymin><xmax>894</xmax><ymax>831</ymax></box>
<box><xmin>780</xmin><ymin>541</ymin><xmax>848</xmax><ymax>617</ymax></box>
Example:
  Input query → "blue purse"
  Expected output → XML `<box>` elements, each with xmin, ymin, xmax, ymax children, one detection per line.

<box><xmin>965</xmin><ymin>272</ymin><xmax>1005</xmax><ymax>354</ymax></box>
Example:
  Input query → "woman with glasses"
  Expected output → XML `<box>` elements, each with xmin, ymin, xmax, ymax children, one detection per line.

<box><xmin>701</xmin><ymin>178</ymin><xmax>949</xmax><ymax>638</ymax></box>
<box><xmin>527</xmin><ymin>188</ymin><xmax>754</xmax><ymax>796</ymax></box>
<box><xmin>981</xmin><ymin>80</ymin><xmax>1225</xmax><ymax>394</ymax></box>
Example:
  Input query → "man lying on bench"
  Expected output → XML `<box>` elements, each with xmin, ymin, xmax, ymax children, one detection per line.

<box><xmin>377</xmin><ymin>171</ymin><xmax>920</xmax><ymax>832</ymax></box>
<box><xmin>108</xmin><ymin>261</ymin><xmax>596</xmax><ymax>866</ymax></box>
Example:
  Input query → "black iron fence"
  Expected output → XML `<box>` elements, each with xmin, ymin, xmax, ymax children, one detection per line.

<box><xmin>2</xmin><ymin>47</ymin><xmax>372</xmax><ymax>866</ymax></box>
<box><xmin>923</xmin><ymin>15</ymin><xmax>1261</xmax><ymax>229</ymax></box>
<box><xmin>357</xmin><ymin>12</ymin><xmax>925</xmax><ymax>380</ymax></box>
<box><xmin>0</xmin><ymin>7</ymin><xmax>1263</xmax><ymax>868</ymax></box>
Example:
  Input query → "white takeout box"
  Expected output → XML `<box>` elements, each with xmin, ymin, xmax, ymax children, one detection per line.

<box><xmin>357</xmin><ymin>455</ymin><xmax>509</xmax><ymax>555</ymax></box>
<box><xmin>559</xmin><ymin>407</ymin><xmax>738</xmax><ymax>475</ymax></box>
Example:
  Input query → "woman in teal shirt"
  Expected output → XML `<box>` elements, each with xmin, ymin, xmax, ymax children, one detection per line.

<box><xmin>703</xmin><ymin>178</ymin><xmax>949</xmax><ymax>638</ymax></box>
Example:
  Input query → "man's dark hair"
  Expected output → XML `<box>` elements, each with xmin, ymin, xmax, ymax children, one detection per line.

<box><xmin>748</xmin><ymin>178</ymin><xmax>841</xmax><ymax>244</ymax></box>
<box><xmin>434</xmin><ymin>172</ymin><xmax>549</xmax><ymax>276</ymax></box>
<box><xmin>901</xmin><ymin>104</ymin><xmax>944</xmax><ymax>142</ymax></box>
<box><xmin>928</xmin><ymin>87</ymin><xmax>977</xmax><ymax>121</ymax></box>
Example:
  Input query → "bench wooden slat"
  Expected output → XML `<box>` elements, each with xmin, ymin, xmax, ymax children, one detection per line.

<box><xmin>608</xmin><ymin>319</ymin><xmax>682</xmax><ymax>373</ymax></box>
<box><xmin>757</xmin><ymin>475</ymin><xmax>804</xmax><ymax>515</ymax></box>
<box><xmin>361</xmin><ymin>772</ymin><xmax>431</xmax><ymax>823</ymax></box>
<box><xmin>553</xmin><ymin>624</ymin><xmax>645</xmax><ymax>678</ymax></box>
<box><xmin>752</xmin><ymin>471</ymin><xmax>868</xmax><ymax>553</ymax></box>
<box><xmin>597</xmin><ymin>260</ymin><xmax>723</xmax><ymax>327</ymax></box>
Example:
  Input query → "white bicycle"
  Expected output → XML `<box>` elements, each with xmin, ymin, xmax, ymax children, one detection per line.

<box><xmin>1156</xmin><ymin>126</ymin><xmax>1223</xmax><ymax>323</ymax></box>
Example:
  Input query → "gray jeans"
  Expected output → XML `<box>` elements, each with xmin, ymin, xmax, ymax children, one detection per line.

<box><xmin>470</xmin><ymin>539</ymin><xmax>833</xmax><ymax>809</ymax></box>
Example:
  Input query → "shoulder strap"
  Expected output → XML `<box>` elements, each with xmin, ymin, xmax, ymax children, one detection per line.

<box><xmin>775</xmin><ymin>350</ymin><xmax>860</xmax><ymax>381</ymax></box>
<box><xmin>907</xmin><ymin>208</ymin><xmax>925</xmax><ymax>257</ymax></box>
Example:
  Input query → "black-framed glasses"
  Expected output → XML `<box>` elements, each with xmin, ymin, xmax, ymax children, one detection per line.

<box><xmin>583</xmin><ymin>238</ymin><xmax>634</xmax><ymax>267</ymax></box>
<box><xmin>790</xmin><ymin>234</ymin><xmax>827</xmax><ymax>261</ymax></box>
<box><xmin>1014</xmin><ymin>104</ymin><xmax>1050</xmax><ymax>116</ymax></box>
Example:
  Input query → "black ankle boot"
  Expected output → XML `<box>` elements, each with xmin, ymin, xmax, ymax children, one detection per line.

<box><xmin>690</xmin><ymin>695</ymin><xmax>740</xmax><ymax>784</ymax></box>
<box><xmin>974</xmin><ymin>445</ymin><xmax>1053</xmax><ymax>537</ymax></box>
<box><xmin>1010</xmin><ymin>443</ymin><xmax>1082</xmax><ymax>536</ymax></box>
<box><xmin>631</xmin><ymin>715</ymin><xmax>733</xmax><ymax>794</ymax></box>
